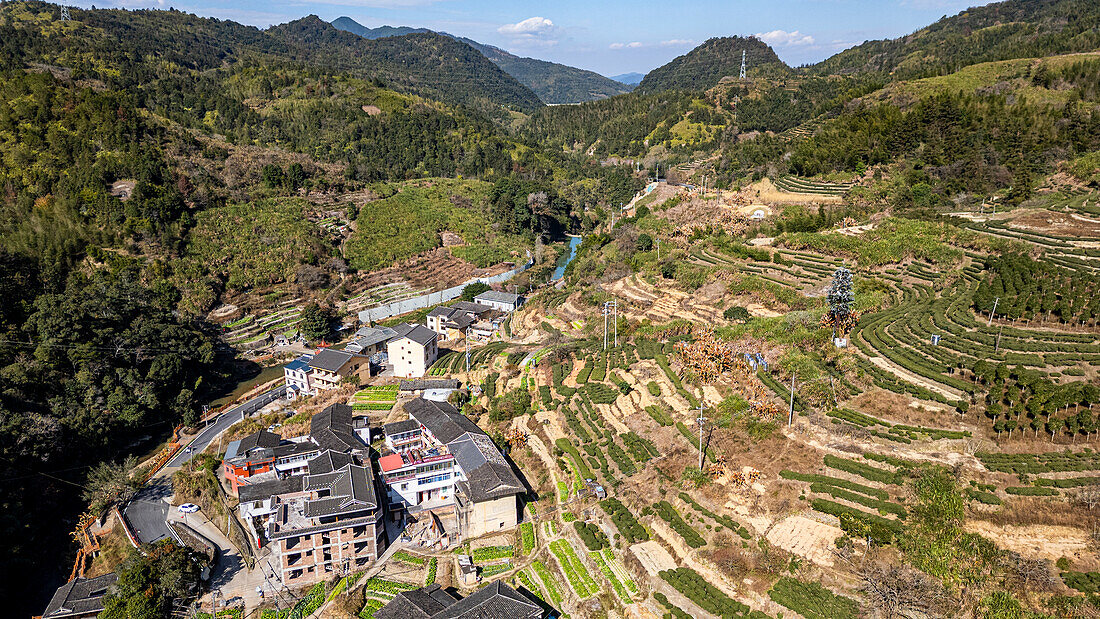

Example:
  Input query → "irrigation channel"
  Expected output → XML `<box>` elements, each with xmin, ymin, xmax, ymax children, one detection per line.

<box><xmin>552</xmin><ymin>235</ymin><xmax>582</xmax><ymax>280</ymax></box>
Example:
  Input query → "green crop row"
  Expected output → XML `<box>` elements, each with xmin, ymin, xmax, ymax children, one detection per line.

<box><xmin>550</xmin><ymin>539</ymin><xmax>599</xmax><ymax>599</ymax></box>
<box><xmin>574</xmin><ymin>520</ymin><xmax>609</xmax><ymax>551</ymax></box>
<box><xmin>601</xmin><ymin>498</ymin><xmax>648</xmax><ymax>543</ymax></box>
<box><xmin>1004</xmin><ymin>486</ymin><xmax>1059</xmax><ymax>496</ymax></box>
<box><xmin>809</xmin><ymin>483</ymin><xmax>907</xmax><ymax>518</ymax></box>
<box><xmin>531</xmin><ymin>561</ymin><xmax>563</xmax><ymax>607</ymax></box>
<box><xmin>645</xmin><ymin>405</ymin><xmax>674</xmax><ymax>426</ymax></box>
<box><xmin>767</xmin><ymin>577</ymin><xmax>859</xmax><ymax>619</ymax></box>
<box><xmin>811</xmin><ymin>498</ymin><xmax>903</xmax><ymax>545</ymax></box>
<box><xmin>520</xmin><ymin>522</ymin><xmax>536</xmax><ymax>554</ymax></box>
<box><xmin>659</xmin><ymin>568</ymin><xmax>765</xmax><ymax>618</ymax></box>
<box><xmin>654</xmin><ymin>501</ymin><xmax>706</xmax><ymax>548</ymax></box>
<box><xmin>471</xmin><ymin>545</ymin><xmax>515</xmax><ymax>562</ymax></box>
<box><xmin>824</xmin><ymin>454</ymin><xmax>907</xmax><ymax>485</ymax></box>
<box><xmin>780</xmin><ymin>470</ymin><xmax>890</xmax><ymax>500</ymax></box>
<box><xmin>677</xmin><ymin>492</ymin><xmax>752</xmax><ymax>539</ymax></box>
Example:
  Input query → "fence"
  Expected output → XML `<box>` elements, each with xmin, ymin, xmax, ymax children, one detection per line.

<box><xmin>358</xmin><ymin>252</ymin><xmax>534</xmax><ymax>323</ymax></box>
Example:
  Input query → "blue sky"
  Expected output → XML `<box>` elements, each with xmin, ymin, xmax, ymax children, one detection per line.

<box><xmin>73</xmin><ymin>0</ymin><xmax>998</xmax><ymax>76</ymax></box>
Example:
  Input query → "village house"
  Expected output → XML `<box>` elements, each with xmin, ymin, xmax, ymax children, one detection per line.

<box><xmin>40</xmin><ymin>573</ymin><xmax>118</xmax><ymax>619</ymax></box>
<box><xmin>473</xmin><ymin>290</ymin><xmax>523</xmax><ymax>312</ymax></box>
<box><xmin>283</xmin><ymin>353</ymin><xmax>314</xmax><ymax>397</ymax></box>
<box><xmin>387</xmin><ymin>323</ymin><xmax>438</xmax><ymax>379</ymax></box>
<box><xmin>223</xmin><ymin>404</ymin><xmax>367</xmax><ymax>494</ymax></box>
<box><xmin>374</xmin><ymin>581</ymin><xmax>544</xmax><ymax>619</ymax></box>
<box><xmin>344</xmin><ymin>325</ymin><xmax>398</xmax><ymax>355</ymax></box>
<box><xmin>306</xmin><ymin>348</ymin><xmax>370</xmax><ymax>390</ymax></box>
<box><xmin>379</xmin><ymin>398</ymin><xmax>524</xmax><ymax>538</ymax></box>
<box><xmin>240</xmin><ymin>450</ymin><xmax>386</xmax><ymax>587</ymax></box>
<box><xmin>424</xmin><ymin>301</ymin><xmax>492</xmax><ymax>341</ymax></box>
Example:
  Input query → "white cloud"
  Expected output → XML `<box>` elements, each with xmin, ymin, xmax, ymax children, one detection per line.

<box><xmin>498</xmin><ymin>16</ymin><xmax>556</xmax><ymax>36</ymax></box>
<box><xmin>497</xmin><ymin>16</ymin><xmax>560</xmax><ymax>47</ymax></box>
<box><xmin>609</xmin><ymin>41</ymin><xmax>643</xmax><ymax>49</ymax></box>
<box><xmin>754</xmin><ymin>29</ymin><xmax>815</xmax><ymax>46</ymax></box>
<box><xmin>659</xmin><ymin>39</ymin><xmax>694</xmax><ymax>47</ymax></box>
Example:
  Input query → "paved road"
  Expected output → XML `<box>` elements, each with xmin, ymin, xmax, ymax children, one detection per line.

<box><xmin>125</xmin><ymin>386</ymin><xmax>288</xmax><ymax>545</ymax></box>
<box><xmin>124</xmin><ymin>477</ymin><xmax>173</xmax><ymax>545</ymax></box>
<box><xmin>167</xmin><ymin>386</ymin><xmax>287</xmax><ymax>468</ymax></box>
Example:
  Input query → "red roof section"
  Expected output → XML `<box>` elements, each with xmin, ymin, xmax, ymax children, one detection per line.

<box><xmin>379</xmin><ymin>454</ymin><xmax>406</xmax><ymax>473</ymax></box>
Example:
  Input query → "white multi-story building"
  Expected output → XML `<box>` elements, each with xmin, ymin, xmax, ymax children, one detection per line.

<box><xmin>387</xmin><ymin>323</ymin><xmax>438</xmax><ymax>378</ymax></box>
<box><xmin>379</xmin><ymin>399</ymin><xmax>524</xmax><ymax>537</ymax></box>
<box><xmin>283</xmin><ymin>354</ymin><xmax>314</xmax><ymax>396</ymax></box>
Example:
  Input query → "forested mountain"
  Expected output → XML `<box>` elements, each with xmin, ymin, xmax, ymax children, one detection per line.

<box><xmin>612</xmin><ymin>72</ymin><xmax>645</xmax><ymax>86</ymax></box>
<box><xmin>810</xmin><ymin>0</ymin><xmax>1100</xmax><ymax>78</ymax></box>
<box><xmin>0</xmin><ymin>5</ymin><xmax>541</xmax><ymax>116</ymax></box>
<box><xmin>637</xmin><ymin>36</ymin><xmax>788</xmax><ymax>93</ymax></box>
<box><xmin>268</xmin><ymin>17</ymin><xmax>543</xmax><ymax>114</ymax></box>
<box><xmin>331</xmin><ymin>16</ymin><xmax>631</xmax><ymax>103</ymax></box>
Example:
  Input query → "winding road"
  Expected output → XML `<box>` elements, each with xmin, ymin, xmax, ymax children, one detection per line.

<box><xmin>124</xmin><ymin>385</ymin><xmax>288</xmax><ymax>545</ymax></box>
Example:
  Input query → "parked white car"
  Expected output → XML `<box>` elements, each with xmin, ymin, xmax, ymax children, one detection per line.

<box><xmin>178</xmin><ymin>503</ymin><xmax>200</xmax><ymax>514</ymax></box>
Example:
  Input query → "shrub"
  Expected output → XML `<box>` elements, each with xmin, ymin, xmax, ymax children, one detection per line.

<box><xmin>659</xmin><ymin>568</ymin><xmax>750</xmax><ymax>617</ymax></box>
<box><xmin>645</xmin><ymin>405</ymin><xmax>673</xmax><ymax>426</ymax></box>
<box><xmin>1004</xmin><ymin>486</ymin><xmax>1059</xmax><ymax>496</ymax></box>
<box><xmin>966</xmin><ymin>489</ymin><xmax>1003</xmax><ymax>505</ymax></box>
<box><xmin>647</xmin><ymin>381</ymin><xmax>661</xmax><ymax>396</ymax></box>
<box><xmin>677</xmin><ymin>492</ymin><xmax>752</xmax><ymax>539</ymax></box>
<box><xmin>573</xmin><ymin>521</ymin><xmax>609</xmax><ymax>551</ymax></box>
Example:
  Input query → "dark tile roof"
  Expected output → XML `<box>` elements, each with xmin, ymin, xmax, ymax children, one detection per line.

<box><xmin>237</xmin><ymin>429</ymin><xmax>282</xmax><ymax>453</ymax></box>
<box><xmin>307</xmin><ymin>450</ymin><xmax>355</xmax><ymax>475</ymax></box>
<box><xmin>375</xmin><ymin>583</ymin><xmax>458</xmax><ymax>619</ymax></box>
<box><xmin>447</xmin><ymin>314</ymin><xmax>476</xmax><ymax>330</ymax></box>
<box><xmin>436</xmin><ymin>581</ymin><xmax>543</xmax><ymax>619</ymax></box>
<box><xmin>383</xmin><ymin>419</ymin><xmax>420</xmax><ymax>435</ymax></box>
<box><xmin>271</xmin><ymin>440</ymin><xmax>321</xmax><ymax>459</ymax></box>
<box><xmin>405</xmin><ymin>399</ymin><xmax>480</xmax><ymax>444</ymax></box>
<box><xmin>450</xmin><ymin>301</ymin><xmax>492</xmax><ymax>315</ymax></box>
<box><xmin>310</xmin><ymin>404</ymin><xmax>363</xmax><ymax>452</ymax></box>
<box><xmin>239</xmin><ymin>476</ymin><xmax>305</xmax><ymax>503</ymax></box>
<box><xmin>377</xmin><ymin>582</ymin><xmax>542</xmax><ymax>619</ymax></box>
<box><xmin>401</xmin><ymin>399</ymin><xmax>524</xmax><ymax>503</ymax></box>
<box><xmin>309</xmin><ymin>348</ymin><xmax>363</xmax><ymax>373</ymax></box>
<box><xmin>399</xmin><ymin>378</ymin><xmax>460</xmax><ymax>392</ymax></box>
<box><xmin>352</xmin><ymin>326</ymin><xmax>399</xmax><ymax>349</ymax></box>
<box><xmin>42</xmin><ymin>572</ymin><xmax>118</xmax><ymax>619</ymax></box>
<box><xmin>392</xmin><ymin>322</ymin><xmax>438</xmax><ymax>346</ymax></box>
<box><xmin>451</xmin><ymin>433</ymin><xmax>524</xmax><ymax>503</ymax></box>
<box><xmin>303</xmin><ymin>464</ymin><xmax>378</xmax><ymax>518</ymax></box>
<box><xmin>427</xmin><ymin>306</ymin><xmax>457</xmax><ymax>318</ymax></box>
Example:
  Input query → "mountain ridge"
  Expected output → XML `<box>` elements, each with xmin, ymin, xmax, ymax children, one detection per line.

<box><xmin>636</xmin><ymin>35</ymin><xmax>789</xmax><ymax>93</ymax></box>
<box><xmin>331</xmin><ymin>16</ymin><xmax>631</xmax><ymax>104</ymax></box>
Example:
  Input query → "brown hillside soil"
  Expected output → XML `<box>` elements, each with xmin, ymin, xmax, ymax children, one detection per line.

<box><xmin>1009</xmin><ymin>209</ymin><xmax>1100</xmax><ymax>238</ymax></box>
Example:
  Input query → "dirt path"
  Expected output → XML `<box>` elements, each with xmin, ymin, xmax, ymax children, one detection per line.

<box><xmin>868</xmin><ymin>356</ymin><xmax>964</xmax><ymax>400</ymax></box>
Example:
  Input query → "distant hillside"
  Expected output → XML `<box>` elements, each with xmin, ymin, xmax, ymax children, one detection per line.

<box><xmin>637</xmin><ymin>36</ymin><xmax>788</xmax><ymax>93</ymax></box>
<box><xmin>329</xmin><ymin>17</ymin><xmax>429</xmax><ymax>39</ymax></box>
<box><xmin>611</xmin><ymin>72</ymin><xmax>645</xmax><ymax>85</ymax></box>
<box><xmin>812</xmin><ymin>0</ymin><xmax>1100</xmax><ymax>78</ymax></box>
<box><xmin>269</xmin><ymin>17</ymin><xmax>543</xmax><ymax>114</ymax></box>
<box><xmin>332</xmin><ymin>16</ymin><xmax>630</xmax><ymax>104</ymax></box>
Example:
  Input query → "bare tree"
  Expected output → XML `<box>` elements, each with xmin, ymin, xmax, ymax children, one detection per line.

<box><xmin>858</xmin><ymin>560</ymin><xmax>954</xmax><ymax>619</ymax></box>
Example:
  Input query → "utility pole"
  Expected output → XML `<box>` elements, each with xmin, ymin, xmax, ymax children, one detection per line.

<box><xmin>613</xmin><ymin>301</ymin><xmax>618</xmax><ymax>347</ymax></box>
<box><xmin>60</xmin><ymin>6</ymin><xmax>70</xmax><ymax>21</ymax></box>
<box><xmin>696</xmin><ymin>403</ymin><xmax>708</xmax><ymax>470</ymax></box>
<box><xmin>603</xmin><ymin>304</ymin><xmax>608</xmax><ymax>350</ymax></box>
<box><xmin>995</xmin><ymin>326</ymin><xmax>1003</xmax><ymax>353</ymax></box>
<box><xmin>465</xmin><ymin>326</ymin><xmax>471</xmax><ymax>377</ymax></box>
<box><xmin>657</xmin><ymin>237</ymin><xmax>661</xmax><ymax>260</ymax></box>
<box><xmin>988</xmin><ymin>297</ymin><xmax>1000</xmax><ymax>327</ymax></box>
<box><xmin>788</xmin><ymin>375</ymin><xmax>796</xmax><ymax>426</ymax></box>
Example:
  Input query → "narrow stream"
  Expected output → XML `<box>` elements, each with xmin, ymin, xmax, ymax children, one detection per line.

<box><xmin>552</xmin><ymin>235</ymin><xmax>583</xmax><ymax>280</ymax></box>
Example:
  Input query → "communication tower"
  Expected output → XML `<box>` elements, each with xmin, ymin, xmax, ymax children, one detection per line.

<box><xmin>739</xmin><ymin>49</ymin><xmax>746</xmax><ymax>80</ymax></box>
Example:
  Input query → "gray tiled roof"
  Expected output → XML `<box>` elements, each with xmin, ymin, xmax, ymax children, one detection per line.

<box><xmin>237</xmin><ymin>429</ymin><xmax>281</xmax><ymax>453</ymax></box>
<box><xmin>427</xmin><ymin>306</ymin><xmax>457</xmax><ymax>318</ymax></box>
<box><xmin>392</xmin><ymin>322</ymin><xmax>438</xmax><ymax>346</ymax></box>
<box><xmin>450</xmin><ymin>301</ymin><xmax>492</xmax><ymax>315</ymax></box>
<box><xmin>352</xmin><ymin>326</ymin><xmax>398</xmax><ymax>348</ymax></box>
<box><xmin>303</xmin><ymin>464</ymin><xmax>378</xmax><ymax>517</ymax></box>
<box><xmin>239</xmin><ymin>476</ymin><xmax>305</xmax><ymax>503</ymax></box>
<box><xmin>403</xmin><ymin>399</ymin><xmax>524</xmax><ymax>503</ymax></box>
<box><xmin>376</xmin><ymin>582</ymin><xmax>542</xmax><ymax>619</ymax></box>
<box><xmin>308</xmin><ymin>348</ymin><xmax>356</xmax><ymax>372</ymax></box>
<box><xmin>383</xmin><ymin>419</ymin><xmax>420</xmax><ymax>435</ymax></box>
<box><xmin>310</xmin><ymin>403</ymin><xmax>363</xmax><ymax>452</ymax></box>
<box><xmin>405</xmin><ymin>399</ymin><xmax>481</xmax><ymax>444</ymax></box>
<box><xmin>41</xmin><ymin>572</ymin><xmax>118</xmax><ymax>619</ymax></box>
<box><xmin>399</xmin><ymin>378</ymin><xmax>460</xmax><ymax>392</ymax></box>
<box><xmin>375</xmin><ymin>584</ymin><xmax>458</xmax><ymax>619</ymax></box>
<box><xmin>307</xmin><ymin>450</ymin><xmax>355</xmax><ymax>475</ymax></box>
<box><xmin>474</xmin><ymin>290</ymin><xmax>521</xmax><ymax>305</ymax></box>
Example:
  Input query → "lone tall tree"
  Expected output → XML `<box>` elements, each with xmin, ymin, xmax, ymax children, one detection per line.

<box><xmin>826</xmin><ymin>267</ymin><xmax>855</xmax><ymax>339</ymax></box>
